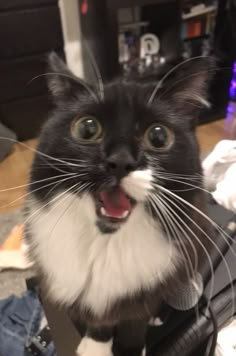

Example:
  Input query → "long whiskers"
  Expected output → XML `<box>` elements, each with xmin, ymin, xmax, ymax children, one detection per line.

<box><xmin>150</xmin><ymin>194</ymin><xmax>196</xmax><ymax>278</ymax></box>
<box><xmin>159</xmin><ymin>65</ymin><xmax>233</xmax><ymax>102</ymax></box>
<box><xmin>154</xmin><ymin>191</ymin><xmax>214</xmax><ymax>313</ymax></box>
<box><xmin>0</xmin><ymin>137</ymin><xmax>89</xmax><ymax>168</ymax></box>
<box><xmin>154</xmin><ymin>174</ymin><xmax>212</xmax><ymax>194</ymax></box>
<box><xmin>0</xmin><ymin>173</ymin><xmax>76</xmax><ymax>193</ymax></box>
<box><xmin>148</xmin><ymin>56</ymin><xmax>211</xmax><ymax>104</ymax></box>
<box><xmin>146</xmin><ymin>155</ymin><xmax>210</xmax><ymax>182</ymax></box>
<box><xmin>155</xmin><ymin>192</ymin><xmax>198</xmax><ymax>274</ymax></box>
<box><xmin>149</xmin><ymin>194</ymin><xmax>194</xmax><ymax>284</ymax></box>
<box><xmin>47</xmin><ymin>181</ymin><xmax>95</xmax><ymax>238</ymax></box>
<box><xmin>27</xmin><ymin>72</ymin><xmax>99</xmax><ymax>102</ymax></box>
<box><xmin>43</xmin><ymin>173</ymin><xmax>88</xmax><ymax>200</ymax></box>
<box><xmin>24</xmin><ymin>181</ymin><xmax>84</xmax><ymax>226</ymax></box>
<box><xmin>0</xmin><ymin>136</ymin><xmax>94</xmax><ymax>178</ymax></box>
<box><xmin>0</xmin><ymin>173</ymin><xmax>80</xmax><ymax>209</ymax></box>
<box><xmin>147</xmin><ymin>196</ymin><xmax>174</xmax><ymax>274</ymax></box>
<box><xmin>153</xmin><ymin>184</ymin><xmax>235</xmax><ymax>317</ymax></box>
<box><xmin>157</xmin><ymin>184</ymin><xmax>236</xmax><ymax>250</ymax></box>
<box><xmin>153</xmin><ymin>192</ymin><xmax>201</xmax><ymax>320</ymax></box>
<box><xmin>84</xmin><ymin>43</ymin><xmax>105</xmax><ymax>101</ymax></box>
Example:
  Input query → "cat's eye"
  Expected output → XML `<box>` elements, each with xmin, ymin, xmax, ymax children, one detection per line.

<box><xmin>72</xmin><ymin>116</ymin><xmax>102</xmax><ymax>143</ymax></box>
<box><xmin>144</xmin><ymin>124</ymin><xmax>174</xmax><ymax>151</ymax></box>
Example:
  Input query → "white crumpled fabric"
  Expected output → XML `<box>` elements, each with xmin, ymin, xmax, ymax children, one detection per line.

<box><xmin>215</xmin><ymin>319</ymin><xmax>236</xmax><ymax>356</ymax></box>
<box><xmin>0</xmin><ymin>243</ymin><xmax>33</xmax><ymax>272</ymax></box>
<box><xmin>202</xmin><ymin>140</ymin><xmax>236</xmax><ymax>213</ymax></box>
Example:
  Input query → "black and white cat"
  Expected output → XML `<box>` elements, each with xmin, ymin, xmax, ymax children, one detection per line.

<box><xmin>25</xmin><ymin>53</ymin><xmax>214</xmax><ymax>356</ymax></box>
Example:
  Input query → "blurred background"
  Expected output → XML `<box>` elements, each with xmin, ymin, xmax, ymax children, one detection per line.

<box><xmin>0</xmin><ymin>0</ymin><xmax>236</xmax><ymax>142</ymax></box>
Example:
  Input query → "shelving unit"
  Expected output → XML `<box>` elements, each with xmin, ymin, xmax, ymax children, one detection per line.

<box><xmin>77</xmin><ymin>0</ymin><xmax>232</xmax><ymax>125</ymax></box>
<box><xmin>78</xmin><ymin>0</ymin><xmax>181</xmax><ymax>81</ymax></box>
<box><xmin>182</xmin><ymin>4</ymin><xmax>216</xmax><ymax>20</ymax></box>
<box><xmin>181</xmin><ymin>2</ymin><xmax>217</xmax><ymax>57</ymax></box>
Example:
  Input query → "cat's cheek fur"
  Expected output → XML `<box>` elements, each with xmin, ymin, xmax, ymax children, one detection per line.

<box><xmin>121</xmin><ymin>169</ymin><xmax>153</xmax><ymax>201</ymax></box>
<box><xmin>76</xmin><ymin>337</ymin><xmax>113</xmax><ymax>356</ymax></box>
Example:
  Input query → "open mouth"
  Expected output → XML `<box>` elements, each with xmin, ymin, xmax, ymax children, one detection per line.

<box><xmin>94</xmin><ymin>187</ymin><xmax>136</xmax><ymax>224</ymax></box>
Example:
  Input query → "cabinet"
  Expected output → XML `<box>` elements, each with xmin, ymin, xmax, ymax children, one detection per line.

<box><xmin>0</xmin><ymin>0</ymin><xmax>64</xmax><ymax>140</ymax></box>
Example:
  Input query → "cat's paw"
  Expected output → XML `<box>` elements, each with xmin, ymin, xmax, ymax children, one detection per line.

<box><xmin>76</xmin><ymin>337</ymin><xmax>113</xmax><ymax>356</ymax></box>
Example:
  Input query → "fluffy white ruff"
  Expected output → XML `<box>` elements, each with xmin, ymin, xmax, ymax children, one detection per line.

<box><xmin>27</xmin><ymin>169</ymin><xmax>178</xmax><ymax>317</ymax></box>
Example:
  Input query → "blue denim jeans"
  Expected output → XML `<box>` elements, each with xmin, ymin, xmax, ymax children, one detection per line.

<box><xmin>0</xmin><ymin>290</ymin><xmax>56</xmax><ymax>356</ymax></box>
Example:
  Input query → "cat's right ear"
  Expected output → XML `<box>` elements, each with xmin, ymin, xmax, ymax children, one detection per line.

<box><xmin>47</xmin><ymin>52</ymin><xmax>96</xmax><ymax>101</ymax></box>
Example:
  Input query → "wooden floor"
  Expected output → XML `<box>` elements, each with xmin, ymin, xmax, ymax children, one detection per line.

<box><xmin>0</xmin><ymin>139</ymin><xmax>38</xmax><ymax>213</ymax></box>
<box><xmin>196</xmin><ymin>119</ymin><xmax>227</xmax><ymax>153</ymax></box>
<box><xmin>0</xmin><ymin>120</ymin><xmax>227</xmax><ymax>214</ymax></box>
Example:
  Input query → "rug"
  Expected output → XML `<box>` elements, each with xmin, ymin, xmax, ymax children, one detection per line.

<box><xmin>0</xmin><ymin>209</ymin><xmax>34</xmax><ymax>299</ymax></box>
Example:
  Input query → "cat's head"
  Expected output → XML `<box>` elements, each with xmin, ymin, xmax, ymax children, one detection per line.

<box><xmin>31</xmin><ymin>53</ymin><xmax>214</xmax><ymax>233</ymax></box>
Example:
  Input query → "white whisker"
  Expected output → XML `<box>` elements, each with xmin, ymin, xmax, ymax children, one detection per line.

<box><xmin>24</xmin><ymin>181</ymin><xmax>83</xmax><ymax>226</ymax></box>
<box><xmin>0</xmin><ymin>137</ymin><xmax>85</xmax><ymax>167</ymax></box>
<box><xmin>156</xmin><ymin>185</ymin><xmax>236</xmax><ymax>249</ymax></box>
<box><xmin>153</xmin><ymin>192</ymin><xmax>201</xmax><ymax>321</ymax></box>
<box><xmin>150</xmin><ymin>193</ymin><xmax>195</xmax><ymax>281</ymax></box>
<box><xmin>0</xmin><ymin>173</ymin><xmax>76</xmax><ymax>193</ymax></box>
<box><xmin>148</xmin><ymin>56</ymin><xmax>210</xmax><ymax>104</ymax></box>
<box><xmin>154</xmin><ymin>174</ymin><xmax>211</xmax><ymax>195</ymax></box>
<box><xmin>28</xmin><ymin>72</ymin><xmax>99</xmax><ymax>102</ymax></box>
<box><xmin>84</xmin><ymin>43</ymin><xmax>105</xmax><ymax>101</ymax></box>
<box><xmin>154</xmin><ymin>185</ymin><xmax>235</xmax><ymax>317</ymax></box>
<box><xmin>156</xmin><ymin>192</ymin><xmax>198</xmax><ymax>274</ymax></box>
<box><xmin>0</xmin><ymin>173</ymin><xmax>78</xmax><ymax>209</ymax></box>
<box><xmin>47</xmin><ymin>181</ymin><xmax>94</xmax><ymax>238</ymax></box>
<box><xmin>148</xmin><ymin>196</ymin><xmax>174</xmax><ymax>274</ymax></box>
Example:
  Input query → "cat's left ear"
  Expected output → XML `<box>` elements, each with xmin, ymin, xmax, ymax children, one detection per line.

<box><xmin>160</xmin><ymin>57</ymin><xmax>216</xmax><ymax>115</ymax></box>
<box><xmin>47</xmin><ymin>52</ymin><xmax>96</xmax><ymax>101</ymax></box>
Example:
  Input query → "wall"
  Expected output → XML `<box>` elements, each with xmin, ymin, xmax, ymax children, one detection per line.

<box><xmin>58</xmin><ymin>0</ymin><xmax>84</xmax><ymax>78</ymax></box>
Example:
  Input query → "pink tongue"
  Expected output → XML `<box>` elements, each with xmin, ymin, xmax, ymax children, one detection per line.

<box><xmin>100</xmin><ymin>188</ymin><xmax>131</xmax><ymax>218</ymax></box>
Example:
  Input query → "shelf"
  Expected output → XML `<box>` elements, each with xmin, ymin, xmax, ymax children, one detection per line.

<box><xmin>119</xmin><ymin>21</ymin><xmax>149</xmax><ymax>31</ymax></box>
<box><xmin>183</xmin><ymin>34</ymin><xmax>209</xmax><ymax>41</ymax></box>
<box><xmin>182</xmin><ymin>5</ymin><xmax>217</xmax><ymax>20</ymax></box>
<box><xmin>108</xmin><ymin>0</ymin><xmax>176</xmax><ymax>11</ymax></box>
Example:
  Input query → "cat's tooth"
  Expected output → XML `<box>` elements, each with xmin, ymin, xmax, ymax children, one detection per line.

<box><xmin>101</xmin><ymin>207</ymin><xmax>107</xmax><ymax>216</ymax></box>
<box><xmin>101</xmin><ymin>208</ymin><xmax>129</xmax><ymax>219</ymax></box>
<box><xmin>122</xmin><ymin>210</ymin><xmax>129</xmax><ymax>218</ymax></box>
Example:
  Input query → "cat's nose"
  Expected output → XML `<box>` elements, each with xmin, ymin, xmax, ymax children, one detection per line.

<box><xmin>106</xmin><ymin>151</ymin><xmax>137</xmax><ymax>178</ymax></box>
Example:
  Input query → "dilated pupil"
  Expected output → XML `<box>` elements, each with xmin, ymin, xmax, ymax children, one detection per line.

<box><xmin>79</xmin><ymin>119</ymin><xmax>97</xmax><ymax>139</ymax></box>
<box><xmin>148</xmin><ymin>126</ymin><xmax>167</xmax><ymax>148</ymax></box>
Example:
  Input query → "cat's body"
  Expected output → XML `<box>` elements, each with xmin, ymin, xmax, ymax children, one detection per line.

<box><xmin>25</xmin><ymin>54</ymin><xmax>214</xmax><ymax>356</ymax></box>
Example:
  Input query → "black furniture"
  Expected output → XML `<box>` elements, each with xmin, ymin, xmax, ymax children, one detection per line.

<box><xmin>78</xmin><ymin>0</ymin><xmax>235</xmax><ymax>125</ymax></box>
<box><xmin>78</xmin><ymin>0</ymin><xmax>182</xmax><ymax>82</ymax></box>
<box><xmin>0</xmin><ymin>0</ymin><xmax>64</xmax><ymax>140</ymax></box>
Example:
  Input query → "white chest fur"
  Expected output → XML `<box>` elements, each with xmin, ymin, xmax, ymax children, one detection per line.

<box><xmin>27</xmin><ymin>177</ymin><xmax>178</xmax><ymax>317</ymax></box>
